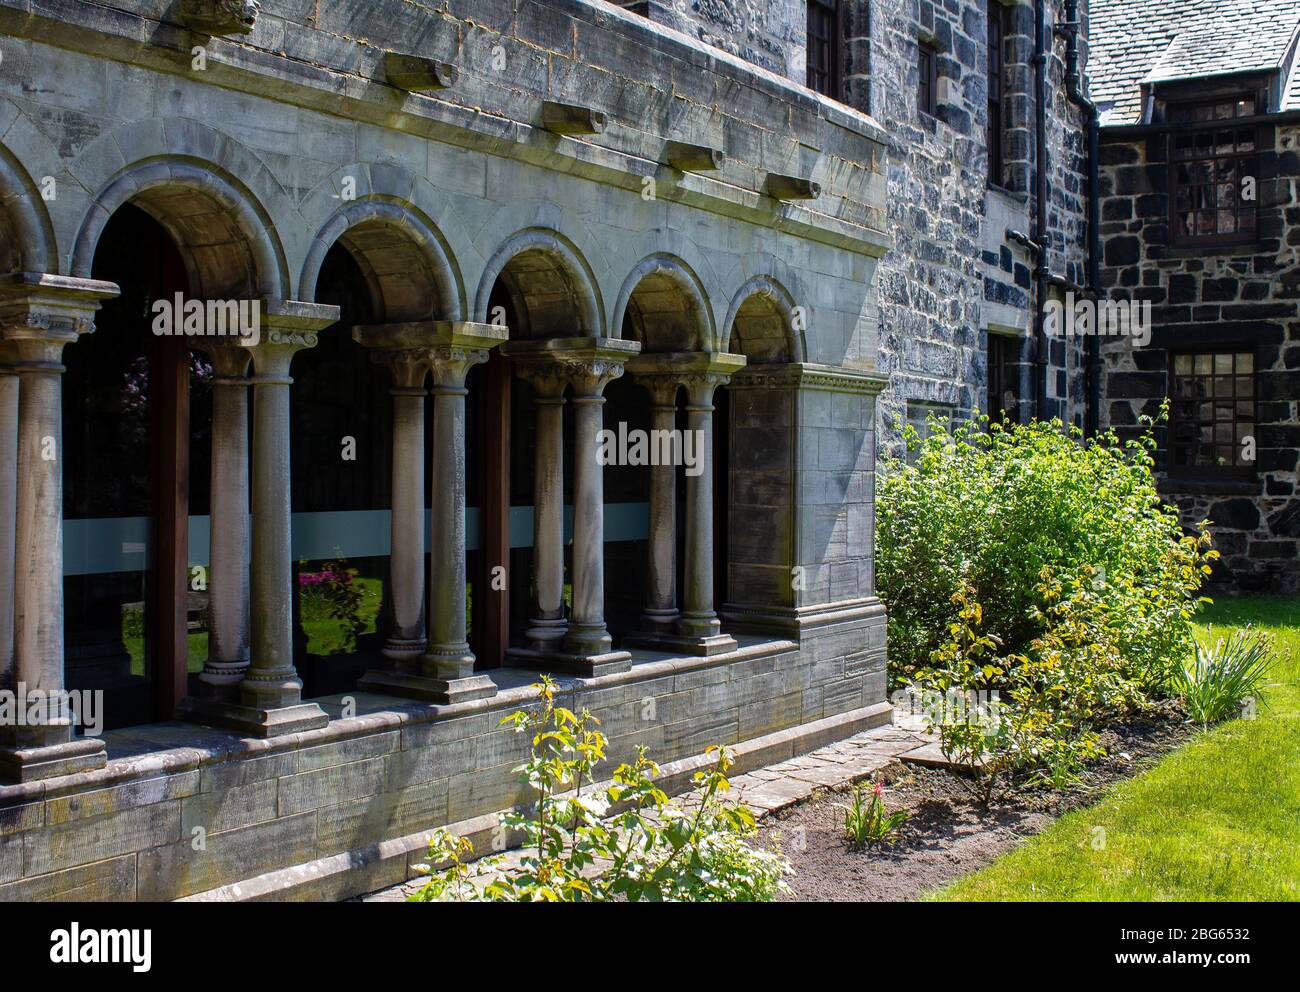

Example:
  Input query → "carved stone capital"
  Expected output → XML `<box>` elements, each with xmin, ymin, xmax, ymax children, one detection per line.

<box><xmin>501</xmin><ymin>337</ymin><xmax>641</xmax><ymax>398</ymax></box>
<box><xmin>243</xmin><ymin>299</ymin><xmax>339</xmax><ymax>378</ymax></box>
<box><xmin>354</xmin><ymin>320</ymin><xmax>506</xmax><ymax>391</ymax></box>
<box><xmin>626</xmin><ymin>350</ymin><xmax>746</xmax><ymax>404</ymax></box>
<box><xmin>0</xmin><ymin>272</ymin><xmax>119</xmax><ymax>367</ymax></box>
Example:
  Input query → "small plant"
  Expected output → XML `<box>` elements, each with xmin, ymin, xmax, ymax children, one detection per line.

<box><xmin>409</xmin><ymin>676</ymin><xmax>791</xmax><ymax>902</ymax></box>
<box><xmin>1176</xmin><ymin>627</ymin><xmax>1274</xmax><ymax>728</ymax></box>
<box><xmin>837</xmin><ymin>781</ymin><xmax>909</xmax><ymax>850</ymax></box>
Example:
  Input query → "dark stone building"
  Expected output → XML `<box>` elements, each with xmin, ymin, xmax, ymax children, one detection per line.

<box><xmin>1092</xmin><ymin>0</ymin><xmax>1300</xmax><ymax>592</ymax></box>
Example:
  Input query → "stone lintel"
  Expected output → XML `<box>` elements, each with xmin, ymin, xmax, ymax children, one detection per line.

<box><xmin>731</xmin><ymin>362</ymin><xmax>889</xmax><ymax>396</ymax></box>
<box><xmin>626</xmin><ymin>350</ymin><xmax>747</xmax><ymax>380</ymax></box>
<box><xmin>352</xmin><ymin>320</ymin><xmax>507</xmax><ymax>352</ymax></box>
<box><xmin>259</xmin><ymin>298</ymin><xmax>340</xmax><ymax>334</ymax></box>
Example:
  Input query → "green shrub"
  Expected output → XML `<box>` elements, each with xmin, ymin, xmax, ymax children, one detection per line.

<box><xmin>409</xmin><ymin>676</ymin><xmax>791</xmax><ymax>902</ymax></box>
<box><xmin>1177</xmin><ymin>627</ymin><xmax>1274</xmax><ymax>728</ymax></box>
<box><xmin>877</xmin><ymin>414</ymin><xmax>1216</xmax><ymax>693</ymax></box>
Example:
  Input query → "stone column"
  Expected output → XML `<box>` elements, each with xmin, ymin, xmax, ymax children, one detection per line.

<box><xmin>513</xmin><ymin>369</ymin><xmax>568</xmax><ymax>654</ymax></box>
<box><xmin>675</xmin><ymin>354</ymin><xmax>745</xmax><ymax>655</ymax></box>
<box><xmin>354</xmin><ymin>329</ymin><xmax>430</xmax><ymax>667</ymax></box>
<box><xmin>183</xmin><ymin>301</ymin><xmax>338</xmax><ymax>737</ymax></box>
<box><xmin>502</xmin><ymin>337</ymin><xmax>641</xmax><ymax>677</ymax></box>
<box><xmin>631</xmin><ymin>373</ymin><xmax>680</xmax><ymax>638</ymax></box>
<box><xmin>0</xmin><ymin>346</ymin><xmax>17</xmax><ymax>694</ymax></box>
<box><xmin>0</xmin><ymin>273</ymin><xmax>117</xmax><ymax>783</ymax></box>
<box><xmin>359</xmin><ymin>322</ymin><xmax>505</xmax><ymax>704</ymax></box>
<box><xmin>196</xmin><ymin>344</ymin><xmax>251</xmax><ymax>698</ymax></box>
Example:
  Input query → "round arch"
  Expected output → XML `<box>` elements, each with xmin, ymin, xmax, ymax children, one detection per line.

<box><xmin>612</xmin><ymin>253</ymin><xmax>715</xmax><ymax>354</ymax></box>
<box><xmin>723</xmin><ymin>276</ymin><xmax>806</xmax><ymax>364</ymax></box>
<box><xmin>299</xmin><ymin>198</ymin><xmax>463</xmax><ymax>322</ymax></box>
<box><xmin>0</xmin><ymin>144</ymin><xmax>57</xmax><ymax>274</ymax></box>
<box><xmin>473</xmin><ymin>228</ymin><xmax>603</xmax><ymax>338</ymax></box>
<box><xmin>70</xmin><ymin>159</ymin><xmax>287</xmax><ymax>300</ymax></box>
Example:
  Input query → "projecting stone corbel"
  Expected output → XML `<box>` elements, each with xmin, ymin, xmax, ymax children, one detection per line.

<box><xmin>665</xmin><ymin>141</ymin><xmax>726</xmax><ymax>172</ymax></box>
<box><xmin>541</xmin><ymin>101</ymin><xmax>608</xmax><ymax>135</ymax></box>
<box><xmin>174</xmin><ymin>0</ymin><xmax>260</xmax><ymax>37</ymax></box>
<box><xmin>382</xmin><ymin>53</ymin><xmax>459</xmax><ymax>92</ymax></box>
<box><xmin>765</xmin><ymin>173</ymin><xmax>822</xmax><ymax>201</ymax></box>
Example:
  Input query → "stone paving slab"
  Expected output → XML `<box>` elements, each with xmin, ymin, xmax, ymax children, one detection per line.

<box><xmin>359</xmin><ymin>719</ymin><xmax>934</xmax><ymax>902</ymax></box>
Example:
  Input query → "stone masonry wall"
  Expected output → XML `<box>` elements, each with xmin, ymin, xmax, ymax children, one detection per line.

<box><xmin>844</xmin><ymin>0</ymin><xmax>1091</xmax><ymax>453</ymax></box>
<box><xmin>0</xmin><ymin>621</ymin><xmax>886</xmax><ymax>901</ymax></box>
<box><xmin>1099</xmin><ymin>123</ymin><xmax>1300</xmax><ymax>593</ymax></box>
<box><xmin>615</xmin><ymin>0</ymin><xmax>808</xmax><ymax>81</ymax></box>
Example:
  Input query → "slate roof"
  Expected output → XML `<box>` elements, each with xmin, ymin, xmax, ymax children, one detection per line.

<box><xmin>1090</xmin><ymin>0</ymin><xmax>1300</xmax><ymax>125</ymax></box>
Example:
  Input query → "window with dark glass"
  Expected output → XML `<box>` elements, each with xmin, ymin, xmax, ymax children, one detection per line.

<box><xmin>1169</xmin><ymin>350</ymin><xmax>1256</xmax><ymax>477</ymax></box>
<box><xmin>918</xmin><ymin>41</ymin><xmax>937</xmax><ymax>116</ymax></box>
<box><xmin>987</xmin><ymin>2</ymin><xmax>1006</xmax><ymax>184</ymax></box>
<box><xmin>807</xmin><ymin>0</ymin><xmax>841</xmax><ymax>98</ymax></box>
<box><xmin>987</xmin><ymin>333</ymin><xmax>1021</xmax><ymax>422</ymax></box>
<box><xmin>1169</xmin><ymin>97</ymin><xmax>1259</xmax><ymax>245</ymax></box>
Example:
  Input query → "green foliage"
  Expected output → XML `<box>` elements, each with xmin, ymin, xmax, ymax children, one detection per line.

<box><xmin>298</xmin><ymin>561</ymin><xmax>371</xmax><ymax>652</ymax></box>
<box><xmin>409</xmin><ymin>676</ymin><xmax>791</xmax><ymax>903</ymax></box>
<box><xmin>877</xmin><ymin>414</ymin><xmax>1215</xmax><ymax>689</ymax></box>
<box><xmin>837</xmin><ymin>781</ymin><xmax>909</xmax><ymax>849</ymax></box>
<box><xmin>1176</xmin><ymin>627</ymin><xmax>1274</xmax><ymax>728</ymax></box>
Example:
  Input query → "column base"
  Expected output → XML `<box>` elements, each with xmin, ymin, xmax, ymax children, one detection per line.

<box><xmin>506</xmin><ymin>646</ymin><xmax>632</xmax><ymax>678</ymax></box>
<box><xmin>381</xmin><ymin>637</ymin><xmax>426</xmax><ymax>668</ymax></box>
<box><xmin>0</xmin><ymin>735</ymin><xmax>107</xmax><ymax>783</ymax></box>
<box><xmin>177</xmin><ymin>695</ymin><xmax>330</xmax><ymax>738</ymax></box>
<box><xmin>524</xmin><ymin>615</ymin><xmax>567</xmax><ymax>654</ymax></box>
<box><xmin>356</xmin><ymin>669</ymin><xmax>499</xmax><ymax>704</ymax></box>
<box><xmin>624</xmin><ymin>631</ymin><xmax>738</xmax><ymax>657</ymax></box>
<box><xmin>194</xmin><ymin>662</ymin><xmax>249</xmax><ymax>703</ymax></box>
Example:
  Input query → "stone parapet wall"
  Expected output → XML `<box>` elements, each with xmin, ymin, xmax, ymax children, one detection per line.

<box><xmin>0</xmin><ymin>618</ymin><xmax>887</xmax><ymax>901</ymax></box>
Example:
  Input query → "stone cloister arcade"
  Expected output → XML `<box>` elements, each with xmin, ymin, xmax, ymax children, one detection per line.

<box><xmin>0</xmin><ymin>134</ymin><xmax>834</xmax><ymax>781</ymax></box>
<box><xmin>0</xmin><ymin>0</ymin><xmax>891</xmax><ymax>899</ymax></box>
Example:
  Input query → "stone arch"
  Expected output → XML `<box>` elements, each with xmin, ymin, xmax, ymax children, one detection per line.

<box><xmin>723</xmin><ymin>276</ymin><xmax>806</xmax><ymax>364</ymax></box>
<box><xmin>473</xmin><ymin>228</ymin><xmax>603</xmax><ymax>338</ymax></box>
<box><xmin>613</xmin><ymin>253</ymin><xmax>715</xmax><ymax>353</ymax></box>
<box><xmin>0</xmin><ymin>142</ymin><xmax>57</xmax><ymax>274</ymax></box>
<box><xmin>70</xmin><ymin>159</ymin><xmax>287</xmax><ymax>299</ymax></box>
<box><xmin>300</xmin><ymin>198</ymin><xmax>462</xmax><ymax>322</ymax></box>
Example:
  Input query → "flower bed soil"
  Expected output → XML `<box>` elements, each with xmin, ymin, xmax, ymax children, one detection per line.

<box><xmin>759</xmin><ymin>702</ymin><xmax>1195</xmax><ymax>901</ymax></box>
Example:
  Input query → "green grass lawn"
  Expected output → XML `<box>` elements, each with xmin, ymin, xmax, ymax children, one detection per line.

<box><xmin>935</xmin><ymin>595</ymin><xmax>1300</xmax><ymax>901</ymax></box>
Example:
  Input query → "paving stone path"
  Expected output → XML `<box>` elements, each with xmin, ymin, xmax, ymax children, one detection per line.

<box><xmin>360</xmin><ymin>717</ymin><xmax>936</xmax><ymax>902</ymax></box>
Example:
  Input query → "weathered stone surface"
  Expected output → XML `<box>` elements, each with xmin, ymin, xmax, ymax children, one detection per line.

<box><xmin>138</xmin><ymin>812</ymin><xmax>318</xmax><ymax>901</ymax></box>
<box><xmin>45</xmin><ymin>772</ymin><xmax>200</xmax><ymax>826</ymax></box>
<box><xmin>0</xmin><ymin>855</ymin><xmax>137</xmax><ymax>902</ymax></box>
<box><xmin>278</xmin><ymin>757</ymin><xmax>386</xmax><ymax>816</ymax></box>
<box><xmin>24</xmin><ymin>803</ymin><xmax>182</xmax><ymax>877</ymax></box>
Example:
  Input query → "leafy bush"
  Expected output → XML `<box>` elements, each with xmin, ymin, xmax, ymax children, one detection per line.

<box><xmin>298</xmin><ymin>560</ymin><xmax>368</xmax><ymax>651</ymax></box>
<box><xmin>837</xmin><ymin>781</ymin><xmax>909</xmax><ymax>849</ymax></box>
<box><xmin>877</xmin><ymin>414</ymin><xmax>1216</xmax><ymax>692</ymax></box>
<box><xmin>1176</xmin><ymin>627</ymin><xmax>1274</xmax><ymax>727</ymax></box>
<box><xmin>409</xmin><ymin>676</ymin><xmax>791</xmax><ymax>902</ymax></box>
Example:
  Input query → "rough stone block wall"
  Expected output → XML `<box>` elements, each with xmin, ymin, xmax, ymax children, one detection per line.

<box><xmin>617</xmin><ymin>0</ymin><xmax>808</xmax><ymax>82</ymax></box>
<box><xmin>1098</xmin><ymin>124</ymin><xmax>1300</xmax><ymax>593</ymax></box>
<box><xmin>841</xmin><ymin>0</ymin><xmax>1091</xmax><ymax>453</ymax></box>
